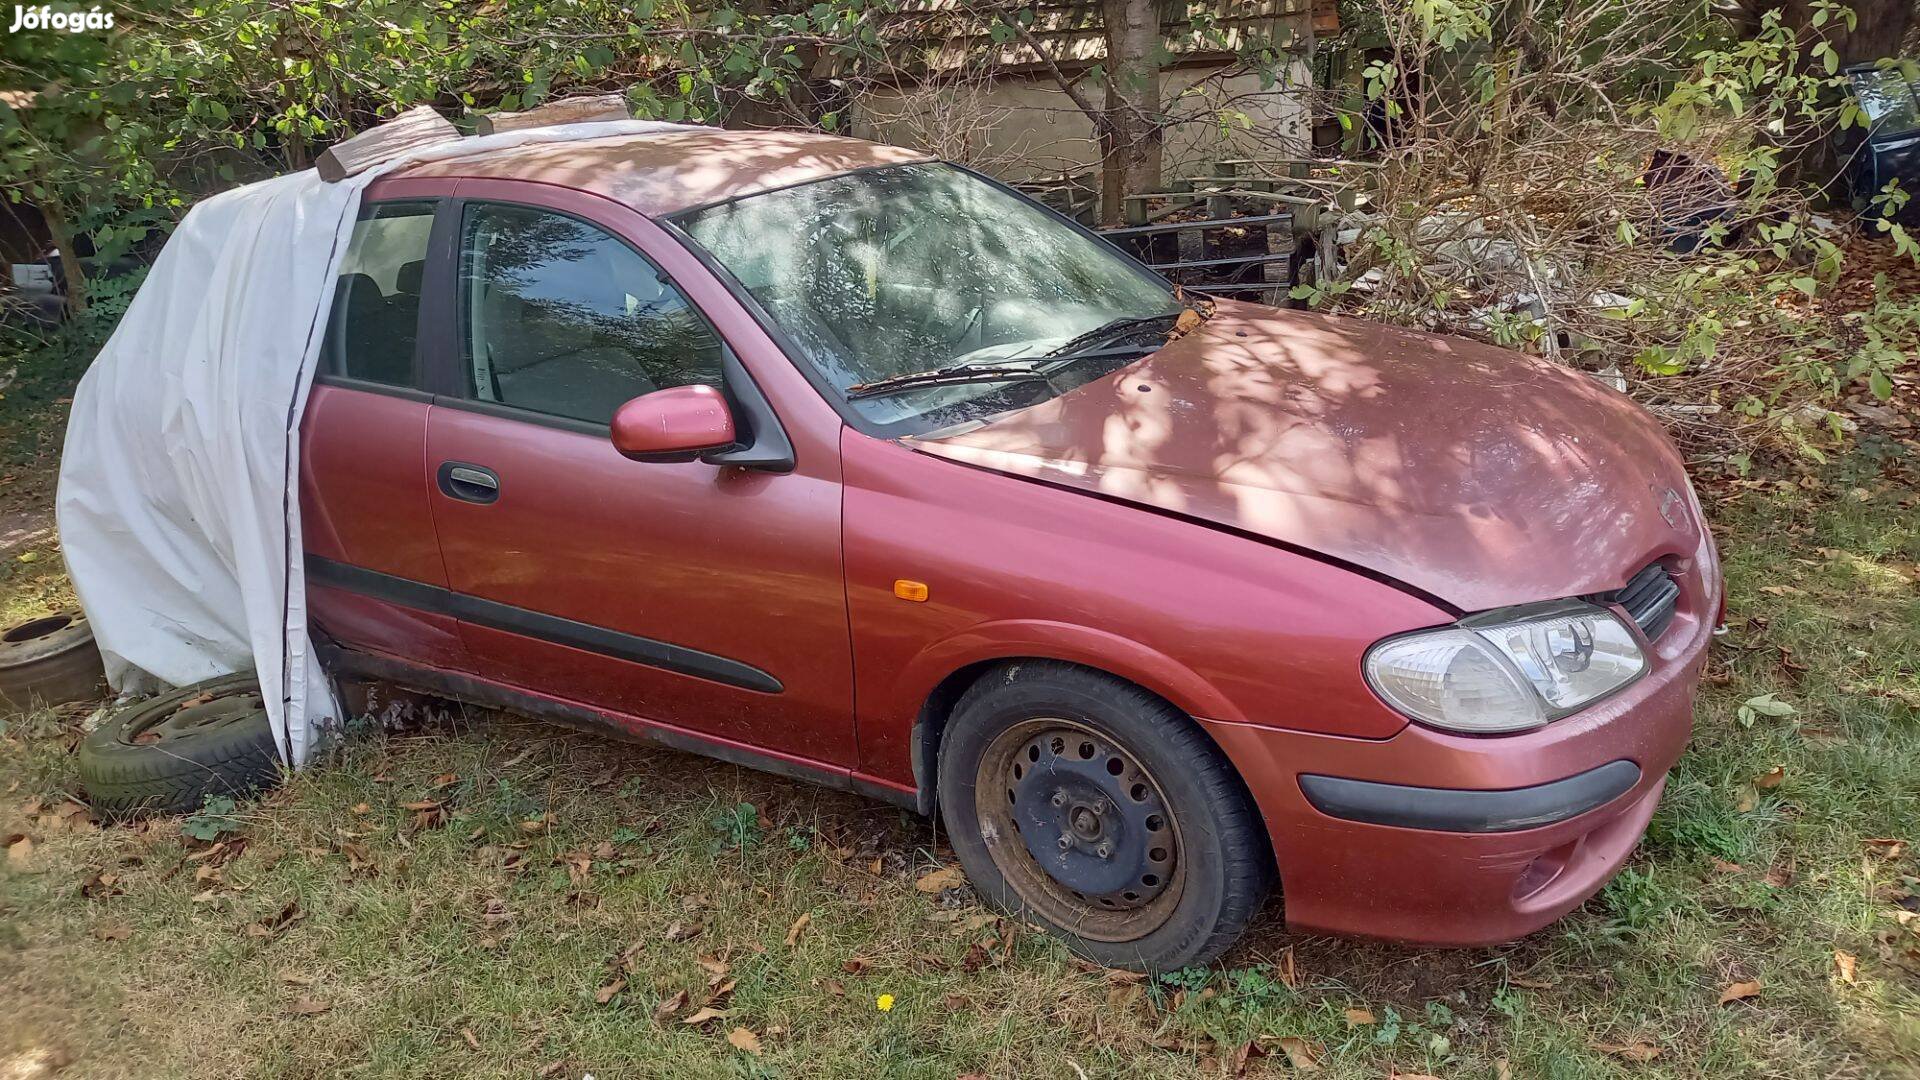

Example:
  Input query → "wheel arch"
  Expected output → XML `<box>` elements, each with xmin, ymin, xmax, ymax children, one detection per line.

<box><xmin>889</xmin><ymin>620</ymin><xmax>1244</xmax><ymax>812</ymax></box>
<box><xmin>908</xmin><ymin>653</ymin><xmax>1276</xmax><ymax>886</ymax></box>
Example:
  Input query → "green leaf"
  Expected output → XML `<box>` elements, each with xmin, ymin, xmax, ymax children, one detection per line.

<box><xmin>1789</xmin><ymin>276</ymin><xmax>1817</xmax><ymax>297</ymax></box>
<box><xmin>1869</xmin><ymin>369</ymin><xmax>1894</xmax><ymax>400</ymax></box>
<box><xmin>1633</xmin><ymin>346</ymin><xmax>1686</xmax><ymax>376</ymax></box>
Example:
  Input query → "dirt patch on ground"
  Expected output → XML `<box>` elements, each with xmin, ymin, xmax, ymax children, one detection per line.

<box><xmin>0</xmin><ymin>505</ymin><xmax>53</xmax><ymax>559</ymax></box>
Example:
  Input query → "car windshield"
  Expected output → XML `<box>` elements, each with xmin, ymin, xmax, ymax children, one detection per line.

<box><xmin>676</xmin><ymin>162</ymin><xmax>1182</xmax><ymax>435</ymax></box>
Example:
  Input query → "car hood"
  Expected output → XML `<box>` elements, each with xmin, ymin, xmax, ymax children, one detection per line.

<box><xmin>908</xmin><ymin>299</ymin><xmax>1704</xmax><ymax>612</ymax></box>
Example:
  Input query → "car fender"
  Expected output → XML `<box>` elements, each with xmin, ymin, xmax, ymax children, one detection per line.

<box><xmin>886</xmin><ymin>616</ymin><xmax>1246</xmax><ymax>731</ymax></box>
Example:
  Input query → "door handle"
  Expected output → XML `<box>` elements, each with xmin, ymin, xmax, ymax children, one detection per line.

<box><xmin>438</xmin><ymin>461</ymin><xmax>500</xmax><ymax>504</ymax></box>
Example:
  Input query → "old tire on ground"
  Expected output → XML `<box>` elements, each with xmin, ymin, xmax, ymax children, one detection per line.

<box><xmin>0</xmin><ymin>609</ymin><xmax>107</xmax><ymax>711</ymax></box>
<box><xmin>937</xmin><ymin>661</ymin><xmax>1272</xmax><ymax>973</ymax></box>
<box><xmin>77</xmin><ymin>674</ymin><xmax>282</xmax><ymax>818</ymax></box>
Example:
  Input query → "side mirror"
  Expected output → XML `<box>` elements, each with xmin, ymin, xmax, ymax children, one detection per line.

<box><xmin>610</xmin><ymin>384</ymin><xmax>737</xmax><ymax>463</ymax></box>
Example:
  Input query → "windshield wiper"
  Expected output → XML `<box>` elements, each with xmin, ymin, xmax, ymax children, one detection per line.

<box><xmin>1044</xmin><ymin>311</ymin><xmax>1182</xmax><ymax>358</ymax></box>
<box><xmin>847</xmin><ymin>341</ymin><xmax>1168</xmax><ymax>402</ymax></box>
<box><xmin>845</xmin><ymin>364</ymin><xmax>1051</xmax><ymax>401</ymax></box>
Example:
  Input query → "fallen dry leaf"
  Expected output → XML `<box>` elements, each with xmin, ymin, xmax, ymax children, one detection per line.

<box><xmin>245</xmin><ymin>898</ymin><xmax>304</xmax><ymax>940</ymax></box>
<box><xmin>1752</xmin><ymin>766</ymin><xmax>1786</xmax><ymax>789</ymax></box>
<box><xmin>726</xmin><ymin>1027</ymin><xmax>762</xmax><ymax>1055</ymax></box>
<box><xmin>555</xmin><ymin>850</ymin><xmax>592</xmax><ymax>886</ymax></box>
<box><xmin>1344</xmin><ymin>1007</ymin><xmax>1376</xmax><ymax>1027</ymax></box>
<box><xmin>961</xmin><ymin>941</ymin><xmax>991</xmax><ymax>973</ymax></box>
<box><xmin>480</xmin><ymin>898</ymin><xmax>513</xmax><ymax>926</ymax></box>
<box><xmin>1864</xmin><ymin>838</ymin><xmax>1908</xmax><ymax>861</ymax></box>
<box><xmin>681</xmin><ymin>1006</ymin><xmax>731</xmax><ymax>1026</ymax></box>
<box><xmin>594</xmin><ymin>977</ymin><xmax>627</xmax><ymax>1004</ymax></box>
<box><xmin>91</xmin><ymin>922</ymin><xmax>132</xmax><ymax>941</ymax></box>
<box><xmin>1718</xmin><ymin>979</ymin><xmax>1762</xmax><ymax>1005</ymax></box>
<box><xmin>7</xmin><ymin>835</ymin><xmax>34</xmax><ymax>870</ymax></box>
<box><xmin>1735</xmin><ymin>787</ymin><xmax>1759</xmax><ymax>813</ymax></box>
<box><xmin>287</xmin><ymin>997</ymin><xmax>331</xmax><ymax>1016</ymax></box>
<box><xmin>785</xmin><ymin>912</ymin><xmax>811</xmax><ymax>947</ymax></box>
<box><xmin>915</xmin><ymin>866</ymin><xmax>965</xmax><ymax>893</ymax></box>
<box><xmin>662</xmin><ymin>920</ymin><xmax>704</xmax><ymax>943</ymax></box>
<box><xmin>652</xmin><ymin>988</ymin><xmax>689</xmax><ymax>1023</ymax></box>
<box><xmin>79</xmin><ymin>870</ymin><xmax>122</xmax><ymax>899</ymax></box>
<box><xmin>822</xmin><ymin>978</ymin><xmax>845</xmax><ymax>996</ymax></box>
<box><xmin>1835</xmin><ymin>950</ymin><xmax>1858</xmax><ymax>984</ymax></box>
<box><xmin>1274</xmin><ymin>1036</ymin><xmax>1321</xmax><ymax>1071</ymax></box>
<box><xmin>460</xmin><ymin>1027</ymin><xmax>480</xmax><ymax>1050</ymax></box>
<box><xmin>1593</xmin><ymin>1039</ymin><xmax>1662</xmax><ymax>1062</ymax></box>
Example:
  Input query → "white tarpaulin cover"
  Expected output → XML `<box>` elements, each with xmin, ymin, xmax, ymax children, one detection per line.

<box><xmin>57</xmin><ymin>119</ymin><xmax>696</xmax><ymax>766</ymax></box>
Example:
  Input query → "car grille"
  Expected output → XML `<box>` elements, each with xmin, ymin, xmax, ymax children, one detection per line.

<box><xmin>1593</xmin><ymin>563</ymin><xmax>1681</xmax><ymax>641</ymax></box>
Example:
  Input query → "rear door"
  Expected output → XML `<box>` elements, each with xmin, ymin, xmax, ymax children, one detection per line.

<box><xmin>419</xmin><ymin>180</ymin><xmax>856</xmax><ymax>767</ymax></box>
<box><xmin>300</xmin><ymin>187</ymin><xmax>470</xmax><ymax>670</ymax></box>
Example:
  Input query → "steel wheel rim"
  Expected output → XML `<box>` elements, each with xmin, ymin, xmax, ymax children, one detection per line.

<box><xmin>3</xmin><ymin>612</ymin><xmax>76</xmax><ymax>644</ymax></box>
<box><xmin>118</xmin><ymin>687</ymin><xmax>265</xmax><ymax>746</ymax></box>
<box><xmin>974</xmin><ymin>717</ymin><xmax>1184</xmax><ymax>942</ymax></box>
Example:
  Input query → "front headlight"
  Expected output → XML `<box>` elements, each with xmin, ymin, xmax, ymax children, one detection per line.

<box><xmin>1364</xmin><ymin>601</ymin><xmax>1647</xmax><ymax>734</ymax></box>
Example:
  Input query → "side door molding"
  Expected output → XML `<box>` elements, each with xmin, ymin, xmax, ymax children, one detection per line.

<box><xmin>306</xmin><ymin>554</ymin><xmax>784</xmax><ymax>694</ymax></box>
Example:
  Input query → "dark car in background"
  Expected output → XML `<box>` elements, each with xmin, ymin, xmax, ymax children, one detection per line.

<box><xmin>1847</xmin><ymin>61</ymin><xmax>1920</xmax><ymax>222</ymax></box>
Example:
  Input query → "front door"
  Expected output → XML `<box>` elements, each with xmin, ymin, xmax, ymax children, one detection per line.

<box><xmin>421</xmin><ymin>185</ymin><xmax>855</xmax><ymax>767</ymax></box>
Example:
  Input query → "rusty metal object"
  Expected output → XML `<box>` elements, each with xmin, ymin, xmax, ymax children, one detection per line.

<box><xmin>973</xmin><ymin>717</ymin><xmax>1184</xmax><ymax>941</ymax></box>
<box><xmin>0</xmin><ymin>609</ymin><xmax>106</xmax><ymax>710</ymax></box>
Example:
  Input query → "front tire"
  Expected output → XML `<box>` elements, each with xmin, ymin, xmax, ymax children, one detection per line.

<box><xmin>937</xmin><ymin>661</ymin><xmax>1271</xmax><ymax>972</ymax></box>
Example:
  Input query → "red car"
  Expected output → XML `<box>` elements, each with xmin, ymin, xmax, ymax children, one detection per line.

<box><xmin>298</xmin><ymin>127</ymin><xmax>1721</xmax><ymax>971</ymax></box>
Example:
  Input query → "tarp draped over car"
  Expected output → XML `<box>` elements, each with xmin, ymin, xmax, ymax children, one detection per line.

<box><xmin>56</xmin><ymin>119</ymin><xmax>697</xmax><ymax>767</ymax></box>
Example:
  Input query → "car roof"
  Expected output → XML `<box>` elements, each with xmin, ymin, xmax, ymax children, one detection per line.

<box><xmin>386</xmin><ymin>127</ymin><xmax>935</xmax><ymax>217</ymax></box>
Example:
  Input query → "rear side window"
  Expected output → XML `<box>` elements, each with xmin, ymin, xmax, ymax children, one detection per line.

<box><xmin>322</xmin><ymin>201</ymin><xmax>435</xmax><ymax>386</ymax></box>
<box><xmin>457</xmin><ymin>202</ymin><xmax>724</xmax><ymax>426</ymax></box>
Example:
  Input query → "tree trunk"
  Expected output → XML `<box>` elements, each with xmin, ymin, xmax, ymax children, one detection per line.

<box><xmin>1767</xmin><ymin>0</ymin><xmax>1915</xmax><ymax>198</ymax></box>
<box><xmin>1098</xmin><ymin>0</ymin><xmax>1163</xmax><ymax>224</ymax></box>
<box><xmin>42</xmin><ymin>197</ymin><xmax>86</xmax><ymax>316</ymax></box>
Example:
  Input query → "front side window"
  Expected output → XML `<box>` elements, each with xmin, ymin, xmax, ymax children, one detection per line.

<box><xmin>459</xmin><ymin>202</ymin><xmax>724</xmax><ymax>426</ymax></box>
<box><xmin>323</xmin><ymin>200</ymin><xmax>435</xmax><ymax>386</ymax></box>
<box><xmin>678</xmin><ymin>163</ymin><xmax>1180</xmax><ymax>435</ymax></box>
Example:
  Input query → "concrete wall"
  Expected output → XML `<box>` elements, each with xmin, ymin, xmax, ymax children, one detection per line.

<box><xmin>851</xmin><ymin>60</ymin><xmax>1313</xmax><ymax>186</ymax></box>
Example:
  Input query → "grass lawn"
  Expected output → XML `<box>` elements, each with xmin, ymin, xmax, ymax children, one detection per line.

<box><xmin>1</xmin><ymin>388</ymin><xmax>1917</xmax><ymax>1077</ymax></box>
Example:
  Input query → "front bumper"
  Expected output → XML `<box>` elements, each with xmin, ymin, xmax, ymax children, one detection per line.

<box><xmin>1201</xmin><ymin>569</ymin><xmax>1713</xmax><ymax>947</ymax></box>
